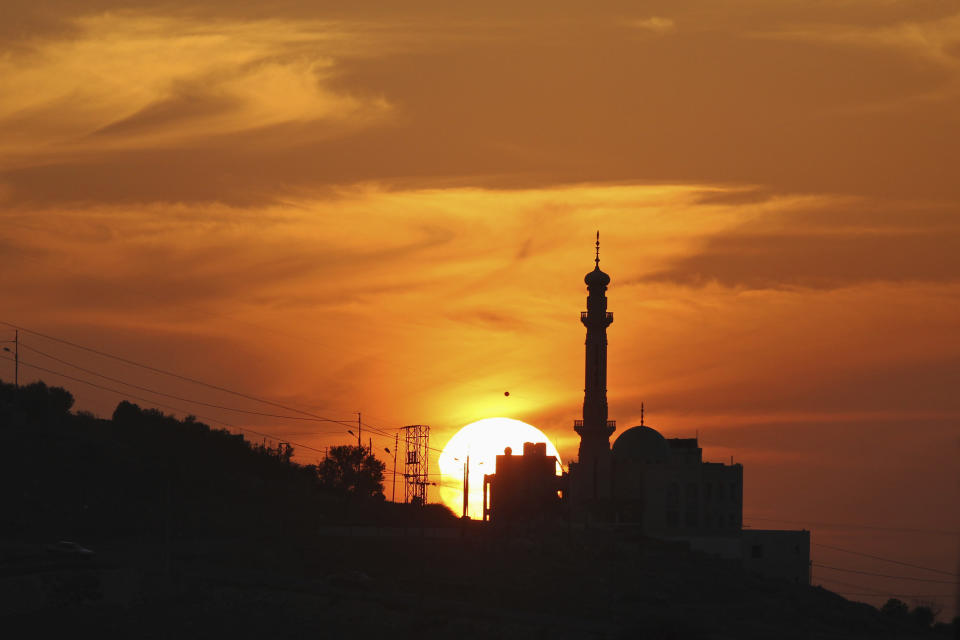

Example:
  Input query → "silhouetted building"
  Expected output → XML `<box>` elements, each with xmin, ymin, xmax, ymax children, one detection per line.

<box><xmin>478</xmin><ymin>236</ymin><xmax>810</xmax><ymax>582</ymax></box>
<box><xmin>562</xmin><ymin>235</ymin><xmax>810</xmax><ymax>585</ymax></box>
<box><xmin>482</xmin><ymin>442</ymin><xmax>562</xmax><ymax>523</ymax></box>
<box><xmin>567</xmin><ymin>232</ymin><xmax>615</xmax><ymax>514</ymax></box>
<box><xmin>611</xmin><ymin>425</ymin><xmax>743</xmax><ymax>536</ymax></box>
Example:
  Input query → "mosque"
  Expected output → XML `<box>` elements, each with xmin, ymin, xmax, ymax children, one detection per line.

<box><xmin>483</xmin><ymin>234</ymin><xmax>810</xmax><ymax>585</ymax></box>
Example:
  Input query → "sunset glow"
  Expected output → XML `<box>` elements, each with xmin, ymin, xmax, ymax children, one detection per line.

<box><xmin>2</xmin><ymin>0</ymin><xmax>958</xmax><ymax>619</ymax></box>
<box><xmin>438</xmin><ymin>418</ymin><xmax>561</xmax><ymax>520</ymax></box>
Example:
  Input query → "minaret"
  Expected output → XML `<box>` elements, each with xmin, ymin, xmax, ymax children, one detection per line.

<box><xmin>574</xmin><ymin>231</ymin><xmax>615</xmax><ymax>501</ymax></box>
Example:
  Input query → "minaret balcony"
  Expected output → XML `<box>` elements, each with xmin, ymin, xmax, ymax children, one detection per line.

<box><xmin>573</xmin><ymin>419</ymin><xmax>617</xmax><ymax>429</ymax></box>
<box><xmin>580</xmin><ymin>311</ymin><xmax>614</xmax><ymax>322</ymax></box>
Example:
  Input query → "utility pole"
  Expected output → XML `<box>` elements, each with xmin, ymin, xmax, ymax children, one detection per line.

<box><xmin>462</xmin><ymin>455</ymin><xmax>470</xmax><ymax>518</ymax></box>
<box><xmin>355</xmin><ymin>411</ymin><xmax>362</xmax><ymax>449</ymax></box>
<box><xmin>392</xmin><ymin>432</ymin><xmax>399</xmax><ymax>502</ymax></box>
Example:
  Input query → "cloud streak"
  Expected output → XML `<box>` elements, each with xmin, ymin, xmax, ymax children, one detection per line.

<box><xmin>0</xmin><ymin>14</ymin><xmax>392</xmax><ymax>160</ymax></box>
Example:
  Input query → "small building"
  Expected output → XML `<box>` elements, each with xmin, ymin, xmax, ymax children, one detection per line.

<box><xmin>482</xmin><ymin>442</ymin><xmax>563</xmax><ymax>523</ymax></box>
<box><xmin>678</xmin><ymin>529</ymin><xmax>811</xmax><ymax>585</ymax></box>
<box><xmin>741</xmin><ymin>529</ymin><xmax>811</xmax><ymax>584</ymax></box>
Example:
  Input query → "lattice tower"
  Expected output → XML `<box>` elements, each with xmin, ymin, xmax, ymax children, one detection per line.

<box><xmin>402</xmin><ymin>424</ymin><xmax>430</xmax><ymax>505</ymax></box>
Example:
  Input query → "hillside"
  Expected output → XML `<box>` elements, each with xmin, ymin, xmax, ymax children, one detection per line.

<box><xmin>0</xmin><ymin>379</ymin><xmax>953</xmax><ymax>639</ymax></box>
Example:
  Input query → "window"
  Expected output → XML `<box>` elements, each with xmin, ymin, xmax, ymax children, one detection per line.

<box><xmin>730</xmin><ymin>482</ymin><xmax>738</xmax><ymax>502</ymax></box>
<box><xmin>685</xmin><ymin>483</ymin><xmax>699</xmax><ymax>527</ymax></box>
<box><xmin>751</xmin><ymin>544</ymin><xmax>763</xmax><ymax>559</ymax></box>
<box><xmin>704</xmin><ymin>483</ymin><xmax>713</xmax><ymax>502</ymax></box>
<box><xmin>685</xmin><ymin>482</ymin><xmax>698</xmax><ymax>505</ymax></box>
<box><xmin>667</xmin><ymin>482</ymin><xmax>679</xmax><ymax>507</ymax></box>
<box><xmin>666</xmin><ymin>510</ymin><xmax>678</xmax><ymax>528</ymax></box>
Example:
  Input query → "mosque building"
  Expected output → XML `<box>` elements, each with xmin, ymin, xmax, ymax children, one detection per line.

<box><xmin>566</xmin><ymin>233</ymin><xmax>745</xmax><ymax>536</ymax></box>
<box><xmin>483</xmin><ymin>234</ymin><xmax>810</xmax><ymax>585</ymax></box>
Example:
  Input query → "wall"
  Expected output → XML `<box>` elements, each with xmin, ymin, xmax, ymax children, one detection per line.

<box><xmin>741</xmin><ymin>529</ymin><xmax>811</xmax><ymax>585</ymax></box>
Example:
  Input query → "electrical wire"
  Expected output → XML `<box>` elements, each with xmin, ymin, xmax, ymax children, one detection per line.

<box><xmin>814</xmin><ymin>542</ymin><xmax>957</xmax><ymax>577</ymax></box>
<box><xmin>2</xmin><ymin>352</ymin><xmax>447</xmax><ymax>499</ymax></box>
<box><xmin>816</xmin><ymin>576</ymin><xmax>890</xmax><ymax>596</ymax></box>
<box><xmin>813</xmin><ymin>563</ymin><xmax>959</xmax><ymax>584</ymax></box>
<box><xmin>7</xmin><ymin>323</ymin><xmax>456</xmax><ymax>498</ymax></box>
<box><xmin>1</xmin><ymin>321</ymin><xmax>356</xmax><ymax>428</ymax></box>
<box><xmin>744</xmin><ymin>515</ymin><xmax>959</xmax><ymax>537</ymax></box>
<box><xmin>1</xmin><ymin>353</ymin><xmax>235</xmax><ymax>426</ymax></box>
<box><xmin>4</xmin><ymin>322</ymin><xmax>460</xmax><ymax>461</ymax></box>
<box><xmin>19</xmin><ymin>343</ymin><xmax>350</xmax><ymax>428</ymax></box>
<box><xmin>5</xmin><ymin>349</ymin><xmax>446</xmax><ymax>470</ymax></box>
<box><xmin>0</xmin><ymin>354</ymin><xmax>331</xmax><ymax>455</ymax></box>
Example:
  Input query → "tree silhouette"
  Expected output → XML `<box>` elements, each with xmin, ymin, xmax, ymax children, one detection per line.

<box><xmin>881</xmin><ymin>598</ymin><xmax>909</xmax><ymax>619</ymax></box>
<box><xmin>317</xmin><ymin>445</ymin><xmax>385</xmax><ymax>499</ymax></box>
<box><xmin>909</xmin><ymin>604</ymin><xmax>937</xmax><ymax>628</ymax></box>
<box><xmin>16</xmin><ymin>381</ymin><xmax>74</xmax><ymax>417</ymax></box>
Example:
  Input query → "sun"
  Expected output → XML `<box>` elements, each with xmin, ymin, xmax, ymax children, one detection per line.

<box><xmin>438</xmin><ymin>417</ymin><xmax>562</xmax><ymax>520</ymax></box>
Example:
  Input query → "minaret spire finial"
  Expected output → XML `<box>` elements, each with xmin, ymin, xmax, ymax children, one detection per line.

<box><xmin>595</xmin><ymin>230</ymin><xmax>600</xmax><ymax>267</ymax></box>
<box><xmin>641</xmin><ymin>402</ymin><xmax>644</xmax><ymax>426</ymax></box>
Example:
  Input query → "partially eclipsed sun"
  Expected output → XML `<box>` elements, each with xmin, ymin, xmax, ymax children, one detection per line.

<box><xmin>438</xmin><ymin>417</ymin><xmax>562</xmax><ymax>519</ymax></box>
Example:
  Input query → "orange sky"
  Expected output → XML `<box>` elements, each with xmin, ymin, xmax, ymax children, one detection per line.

<box><xmin>2</xmin><ymin>0</ymin><xmax>958</xmax><ymax>618</ymax></box>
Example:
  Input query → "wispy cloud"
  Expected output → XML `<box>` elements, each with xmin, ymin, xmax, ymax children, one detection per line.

<box><xmin>627</xmin><ymin>16</ymin><xmax>676</xmax><ymax>34</ymax></box>
<box><xmin>754</xmin><ymin>11</ymin><xmax>960</xmax><ymax>69</ymax></box>
<box><xmin>639</xmin><ymin>200</ymin><xmax>960</xmax><ymax>290</ymax></box>
<box><xmin>0</xmin><ymin>14</ymin><xmax>392</xmax><ymax>159</ymax></box>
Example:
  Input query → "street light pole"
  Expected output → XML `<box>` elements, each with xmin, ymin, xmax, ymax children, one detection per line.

<box><xmin>462</xmin><ymin>455</ymin><xmax>470</xmax><ymax>518</ymax></box>
<box><xmin>392</xmin><ymin>432</ymin><xmax>399</xmax><ymax>502</ymax></box>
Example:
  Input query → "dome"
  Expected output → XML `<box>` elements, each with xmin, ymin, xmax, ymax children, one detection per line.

<box><xmin>584</xmin><ymin>265</ymin><xmax>610</xmax><ymax>288</ymax></box>
<box><xmin>612</xmin><ymin>425</ymin><xmax>671</xmax><ymax>463</ymax></box>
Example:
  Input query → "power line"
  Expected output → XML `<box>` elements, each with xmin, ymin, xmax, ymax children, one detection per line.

<box><xmin>5</xmin><ymin>322</ymin><xmax>514</xmax><ymax>482</ymax></box>
<box><xmin>19</xmin><ymin>343</ymin><xmax>350</xmax><ymax>428</ymax></box>
<box><xmin>2</xmin><ymin>353</ymin><xmax>437</xmax><ymax>491</ymax></box>
<box><xmin>817</xmin><ymin>576</ymin><xmax>890</xmax><ymax>596</ymax></box>
<box><xmin>363</xmin><ymin>420</ymin><xmax>445</xmax><ymax>454</ymax></box>
<box><xmin>813</xmin><ymin>563</ymin><xmax>959</xmax><ymax>584</ymax></box>
<box><xmin>745</xmin><ymin>515</ymin><xmax>960</xmax><ymax>537</ymax></box>
<box><xmin>0</xmin><ymin>354</ymin><xmax>330</xmax><ymax>456</ymax></box>
<box><xmin>1</xmin><ymin>353</ymin><xmax>235</xmax><ymax>426</ymax></box>
<box><xmin>1</xmin><ymin>321</ymin><xmax>356</xmax><ymax>428</ymax></box>
<box><xmin>814</xmin><ymin>542</ymin><xmax>957</xmax><ymax>577</ymax></box>
<box><xmin>3</xmin><ymin>322</ymin><xmax>454</xmax><ymax>459</ymax></box>
<box><xmin>817</xmin><ymin>578</ymin><xmax>958</xmax><ymax>605</ymax></box>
